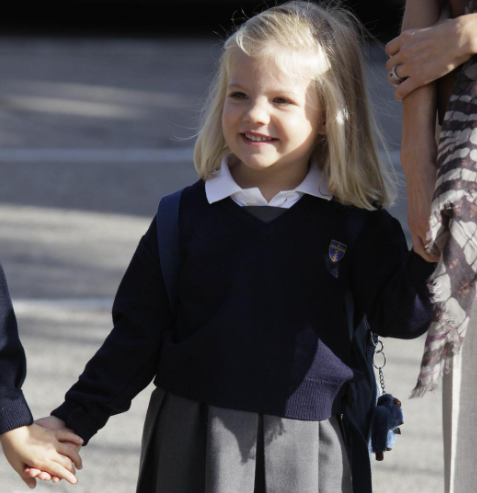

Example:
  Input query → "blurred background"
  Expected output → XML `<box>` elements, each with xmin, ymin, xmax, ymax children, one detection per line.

<box><xmin>0</xmin><ymin>1</ymin><xmax>444</xmax><ymax>492</ymax></box>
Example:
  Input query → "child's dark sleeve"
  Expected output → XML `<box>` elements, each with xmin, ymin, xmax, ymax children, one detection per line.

<box><xmin>0</xmin><ymin>262</ymin><xmax>34</xmax><ymax>435</ymax></box>
<box><xmin>51</xmin><ymin>217</ymin><xmax>173</xmax><ymax>444</ymax></box>
<box><xmin>351</xmin><ymin>209</ymin><xmax>436</xmax><ymax>339</ymax></box>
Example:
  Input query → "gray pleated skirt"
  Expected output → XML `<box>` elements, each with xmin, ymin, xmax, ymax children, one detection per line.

<box><xmin>136</xmin><ymin>388</ymin><xmax>353</xmax><ymax>493</ymax></box>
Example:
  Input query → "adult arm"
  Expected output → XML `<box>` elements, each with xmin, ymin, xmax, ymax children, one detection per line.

<box><xmin>387</xmin><ymin>0</ymin><xmax>444</xmax><ymax>263</ymax></box>
<box><xmin>49</xmin><ymin>219</ymin><xmax>173</xmax><ymax>445</ymax></box>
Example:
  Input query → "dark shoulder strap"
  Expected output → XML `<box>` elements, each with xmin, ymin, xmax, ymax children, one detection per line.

<box><xmin>343</xmin><ymin>207</ymin><xmax>375</xmax><ymax>493</ymax></box>
<box><xmin>346</xmin><ymin>207</ymin><xmax>369</xmax><ymax>247</ymax></box>
<box><xmin>344</xmin><ymin>207</ymin><xmax>369</xmax><ymax>333</ymax></box>
<box><xmin>156</xmin><ymin>188</ymin><xmax>184</xmax><ymax>314</ymax></box>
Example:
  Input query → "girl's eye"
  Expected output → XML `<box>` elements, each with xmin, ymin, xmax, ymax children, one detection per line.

<box><xmin>230</xmin><ymin>92</ymin><xmax>247</xmax><ymax>99</ymax></box>
<box><xmin>274</xmin><ymin>97</ymin><xmax>292</xmax><ymax>105</ymax></box>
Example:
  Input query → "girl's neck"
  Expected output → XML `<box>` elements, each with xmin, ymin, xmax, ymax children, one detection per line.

<box><xmin>230</xmin><ymin>160</ymin><xmax>310</xmax><ymax>203</ymax></box>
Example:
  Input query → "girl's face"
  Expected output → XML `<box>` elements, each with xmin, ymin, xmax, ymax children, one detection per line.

<box><xmin>222</xmin><ymin>50</ymin><xmax>324</xmax><ymax>177</ymax></box>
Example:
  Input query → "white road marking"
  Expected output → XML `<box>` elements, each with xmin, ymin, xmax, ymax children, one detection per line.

<box><xmin>0</xmin><ymin>148</ymin><xmax>400</xmax><ymax>165</ymax></box>
<box><xmin>0</xmin><ymin>147</ymin><xmax>194</xmax><ymax>164</ymax></box>
<box><xmin>13</xmin><ymin>298</ymin><xmax>114</xmax><ymax>315</ymax></box>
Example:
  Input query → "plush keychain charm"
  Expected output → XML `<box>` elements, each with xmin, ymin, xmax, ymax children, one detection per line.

<box><xmin>370</xmin><ymin>394</ymin><xmax>404</xmax><ymax>461</ymax></box>
<box><xmin>369</xmin><ymin>336</ymin><xmax>404</xmax><ymax>461</ymax></box>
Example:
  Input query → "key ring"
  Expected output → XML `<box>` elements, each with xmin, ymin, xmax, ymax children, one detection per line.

<box><xmin>372</xmin><ymin>337</ymin><xmax>387</xmax><ymax>395</ymax></box>
<box><xmin>373</xmin><ymin>351</ymin><xmax>387</xmax><ymax>371</ymax></box>
<box><xmin>373</xmin><ymin>340</ymin><xmax>386</xmax><ymax>368</ymax></box>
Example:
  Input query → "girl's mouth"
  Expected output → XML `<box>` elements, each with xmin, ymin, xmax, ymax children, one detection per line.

<box><xmin>241</xmin><ymin>133</ymin><xmax>279</xmax><ymax>145</ymax></box>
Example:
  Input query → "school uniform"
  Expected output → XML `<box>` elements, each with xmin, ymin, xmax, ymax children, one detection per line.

<box><xmin>52</xmin><ymin>156</ymin><xmax>435</xmax><ymax>492</ymax></box>
<box><xmin>0</xmin><ymin>261</ymin><xmax>33</xmax><ymax>435</ymax></box>
<box><xmin>137</xmin><ymin>156</ymin><xmax>352</xmax><ymax>493</ymax></box>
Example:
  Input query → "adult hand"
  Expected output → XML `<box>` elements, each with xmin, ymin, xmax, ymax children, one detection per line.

<box><xmin>401</xmin><ymin>137</ymin><xmax>440</xmax><ymax>262</ymax></box>
<box><xmin>385</xmin><ymin>10</ymin><xmax>477</xmax><ymax>100</ymax></box>
<box><xmin>0</xmin><ymin>423</ymin><xmax>82</xmax><ymax>489</ymax></box>
<box><xmin>24</xmin><ymin>416</ymin><xmax>83</xmax><ymax>484</ymax></box>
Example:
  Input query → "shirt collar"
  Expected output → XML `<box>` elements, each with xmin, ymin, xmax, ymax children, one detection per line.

<box><xmin>205</xmin><ymin>154</ymin><xmax>332</xmax><ymax>204</ymax></box>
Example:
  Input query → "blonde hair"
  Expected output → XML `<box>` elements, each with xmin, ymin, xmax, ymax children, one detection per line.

<box><xmin>194</xmin><ymin>0</ymin><xmax>397</xmax><ymax>209</ymax></box>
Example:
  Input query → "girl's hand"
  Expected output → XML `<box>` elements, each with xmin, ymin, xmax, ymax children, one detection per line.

<box><xmin>385</xmin><ymin>10</ymin><xmax>477</xmax><ymax>100</ymax></box>
<box><xmin>23</xmin><ymin>416</ymin><xmax>83</xmax><ymax>484</ymax></box>
<box><xmin>0</xmin><ymin>423</ymin><xmax>83</xmax><ymax>489</ymax></box>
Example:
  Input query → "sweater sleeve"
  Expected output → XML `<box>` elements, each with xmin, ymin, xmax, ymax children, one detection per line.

<box><xmin>0</xmin><ymin>262</ymin><xmax>34</xmax><ymax>435</ymax></box>
<box><xmin>51</xmin><ymin>218</ymin><xmax>173</xmax><ymax>444</ymax></box>
<box><xmin>351</xmin><ymin>209</ymin><xmax>436</xmax><ymax>339</ymax></box>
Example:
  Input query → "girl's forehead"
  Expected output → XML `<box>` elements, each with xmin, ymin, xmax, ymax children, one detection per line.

<box><xmin>227</xmin><ymin>48</ymin><xmax>316</xmax><ymax>88</ymax></box>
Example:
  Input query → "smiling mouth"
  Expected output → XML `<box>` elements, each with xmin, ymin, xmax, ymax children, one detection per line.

<box><xmin>241</xmin><ymin>133</ymin><xmax>278</xmax><ymax>143</ymax></box>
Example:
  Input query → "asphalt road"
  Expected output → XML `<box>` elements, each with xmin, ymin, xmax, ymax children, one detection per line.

<box><xmin>0</xmin><ymin>37</ymin><xmax>443</xmax><ymax>493</ymax></box>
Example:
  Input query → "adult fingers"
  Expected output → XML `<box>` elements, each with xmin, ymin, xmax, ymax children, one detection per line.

<box><xmin>385</xmin><ymin>52</ymin><xmax>404</xmax><ymax>73</ymax></box>
<box><xmin>55</xmin><ymin>430</ymin><xmax>84</xmax><ymax>447</ymax></box>
<box><xmin>57</xmin><ymin>442</ymin><xmax>83</xmax><ymax>470</ymax></box>
<box><xmin>393</xmin><ymin>77</ymin><xmax>420</xmax><ymax>101</ymax></box>
<box><xmin>385</xmin><ymin>35</ymin><xmax>401</xmax><ymax>57</ymax></box>
<box><xmin>386</xmin><ymin>63</ymin><xmax>408</xmax><ymax>85</ymax></box>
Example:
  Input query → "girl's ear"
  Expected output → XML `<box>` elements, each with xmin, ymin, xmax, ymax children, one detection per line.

<box><xmin>317</xmin><ymin>119</ymin><xmax>327</xmax><ymax>135</ymax></box>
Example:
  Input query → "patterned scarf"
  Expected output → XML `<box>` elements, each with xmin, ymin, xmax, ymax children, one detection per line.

<box><xmin>412</xmin><ymin>1</ymin><xmax>477</xmax><ymax>397</ymax></box>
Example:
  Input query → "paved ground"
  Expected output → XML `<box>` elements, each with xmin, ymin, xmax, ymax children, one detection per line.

<box><xmin>0</xmin><ymin>37</ymin><xmax>443</xmax><ymax>493</ymax></box>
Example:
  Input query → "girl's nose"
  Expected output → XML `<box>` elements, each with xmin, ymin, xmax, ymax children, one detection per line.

<box><xmin>244</xmin><ymin>100</ymin><xmax>270</xmax><ymax>125</ymax></box>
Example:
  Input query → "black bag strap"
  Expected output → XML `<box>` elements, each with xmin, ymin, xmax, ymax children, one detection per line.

<box><xmin>343</xmin><ymin>207</ymin><xmax>377</xmax><ymax>493</ymax></box>
<box><xmin>156</xmin><ymin>188</ymin><xmax>184</xmax><ymax>315</ymax></box>
<box><xmin>344</xmin><ymin>207</ymin><xmax>369</xmax><ymax>336</ymax></box>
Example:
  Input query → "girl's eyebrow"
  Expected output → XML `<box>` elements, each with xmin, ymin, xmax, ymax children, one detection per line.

<box><xmin>227</xmin><ymin>83</ymin><xmax>246</xmax><ymax>90</ymax></box>
<box><xmin>227</xmin><ymin>82</ymin><xmax>299</xmax><ymax>98</ymax></box>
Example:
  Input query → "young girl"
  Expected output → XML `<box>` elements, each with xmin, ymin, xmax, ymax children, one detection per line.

<box><xmin>27</xmin><ymin>2</ymin><xmax>435</xmax><ymax>492</ymax></box>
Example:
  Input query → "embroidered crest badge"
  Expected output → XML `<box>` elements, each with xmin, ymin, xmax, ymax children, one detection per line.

<box><xmin>329</xmin><ymin>240</ymin><xmax>347</xmax><ymax>263</ymax></box>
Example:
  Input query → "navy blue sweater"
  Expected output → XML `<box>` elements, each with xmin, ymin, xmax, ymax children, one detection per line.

<box><xmin>0</xmin><ymin>262</ymin><xmax>33</xmax><ymax>435</ymax></box>
<box><xmin>52</xmin><ymin>181</ymin><xmax>435</xmax><ymax>444</ymax></box>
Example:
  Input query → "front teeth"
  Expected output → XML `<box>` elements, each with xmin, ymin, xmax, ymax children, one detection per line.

<box><xmin>245</xmin><ymin>134</ymin><xmax>274</xmax><ymax>142</ymax></box>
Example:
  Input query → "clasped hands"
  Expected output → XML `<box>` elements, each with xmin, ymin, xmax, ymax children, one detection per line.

<box><xmin>0</xmin><ymin>416</ymin><xmax>83</xmax><ymax>489</ymax></box>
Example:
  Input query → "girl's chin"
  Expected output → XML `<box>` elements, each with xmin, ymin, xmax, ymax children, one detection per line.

<box><xmin>232</xmin><ymin>152</ymin><xmax>282</xmax><ymax>171</ymax></box>
<box><xmin>237</xmin><ymin>160</ymin><xmax>280</xmax><ymax>171</ymax></box>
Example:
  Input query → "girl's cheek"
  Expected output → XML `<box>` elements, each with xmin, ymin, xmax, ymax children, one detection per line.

<box><xmin>222</xmin><ymin>106</ymin><xmax>237</xmax><ymax>126</ymax></box>
<box><xmin>221</xmin><ymin>111</ymin><xmax>232</xmax><ymax>132</ymax></box>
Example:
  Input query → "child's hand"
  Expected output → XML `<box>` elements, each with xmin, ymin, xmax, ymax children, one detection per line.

<box><xmin>0</xmin><ymin>422</ymin><xmax>83</xmax><ymax>489</ymax></box>
<box><xmin>23</xmin><ymin>416</ymin><xmax>84</xmax><ymax>484</ymax></box>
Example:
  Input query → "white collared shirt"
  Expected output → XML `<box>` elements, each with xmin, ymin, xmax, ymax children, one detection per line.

<box><xmin>205</xmin><ymin>154</ymin><xmax>332</xmax><ymax>209</ymax></box>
